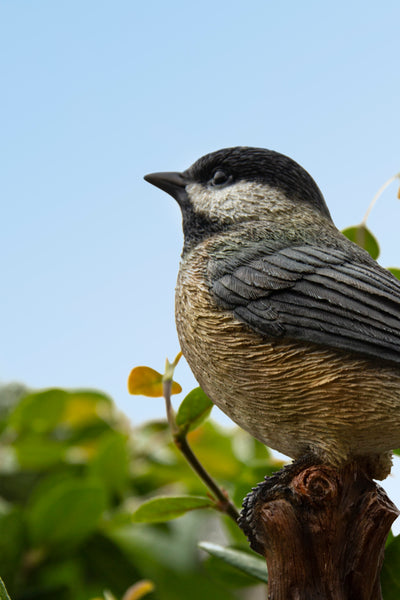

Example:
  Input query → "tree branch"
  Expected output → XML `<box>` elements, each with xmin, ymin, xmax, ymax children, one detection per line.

<box><xmin>239</xmin><ymin>457</ymin><xmax>399</xmax><ymax>600</ymax></box>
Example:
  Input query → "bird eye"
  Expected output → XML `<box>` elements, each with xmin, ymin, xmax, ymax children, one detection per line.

<box><xmin>211</xmin><ymin>169</ymin><xmax>231</xmax><ymax>187</ymax></box>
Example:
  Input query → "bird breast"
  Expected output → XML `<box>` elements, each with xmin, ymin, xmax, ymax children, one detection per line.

<box><xmin>175</xmin><ymin>237</ymin><xmax>400</xmax><ymax>474</ymax></box>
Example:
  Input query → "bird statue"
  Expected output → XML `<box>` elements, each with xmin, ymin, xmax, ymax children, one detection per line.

<box><xmin>145</xmin><ymin>147</ymin><xmax>400</xmax><ymax>480</ymax></box>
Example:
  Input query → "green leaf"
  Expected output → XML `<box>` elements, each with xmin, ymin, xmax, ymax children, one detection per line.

<box><xmin>388</xmin><ymin>268</ymin><xmax>400</xmax><ymax>280</ymax></box>
<box><xmin>199</xmin><ymin>542</ymin><xmax>268</xmax><ymax>584</ymax></box>
<box><xmin>341</xmin><ymin>225</ymin><xmax>380</xmax><ymax>259</ymax></box>
<box><xmin>132</xmin><ymin>496</ymin><xmax>214</xmax><ymax>523</ymax></box>
<box><xmin>381</xmin><ymin>534</ymin><xmax>400</xmax><ymax>599</ymax></box>
<box><xmin>10</xmin><ymin>389</ymin><xmax>68</xmax><ymax>433</ymax></box>
<box><xmin>176</xmin><ymin>387</ymin><xmax>213</xmax><ymax>434</ymax></box>
<box><xmin>88</xmin><ymin>432</ymin><xmax>130</xmax><ymax>495</ymax></box>
<box><xmin>13</xmin><ymin>434</ymin><xmax>66</xmax><ymax>469</ymax></box>
<box><xmin>0</xmin><ymin>579</ymin><xmax>11</xmax><ymax>600</ymax></box>
<box><xmin>27</xmin><ymin>478</ymin><xmax>107</xmax><ymax>548</ymax></box>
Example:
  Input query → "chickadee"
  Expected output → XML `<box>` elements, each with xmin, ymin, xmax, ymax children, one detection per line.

<box><xmin>145</xmin><ymin>147</ymin><xmax>400</xmax><ymax>479</ymax></box>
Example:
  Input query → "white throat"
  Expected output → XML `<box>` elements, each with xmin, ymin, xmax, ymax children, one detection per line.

<box><xmin>186</xmin><ymin>181</ymin><xmax>293</xmax><ymax>224</ymax></box>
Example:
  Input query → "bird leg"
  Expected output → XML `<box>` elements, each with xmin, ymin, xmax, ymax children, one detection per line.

<box><xmin>239</xmin><ymin>457</ymin><xmax>399</xmax><ymax>600</ymax></box>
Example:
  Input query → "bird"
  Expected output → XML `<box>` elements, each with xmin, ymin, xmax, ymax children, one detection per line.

<box><xmin>144</xmin><ymin>146</ymin><xmax>400</xmax><ymax>480</ymax></box>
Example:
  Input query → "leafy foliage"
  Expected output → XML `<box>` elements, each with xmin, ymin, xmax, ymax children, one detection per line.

<box><xmin>2</xmin><ymin>373</ymin><xmax>399</xmax><ymax>599</ymax></box>
<box><xmin>0</xmin><ymin>384</ymin><xmax>273</xmax><ymax>600</ymax></box>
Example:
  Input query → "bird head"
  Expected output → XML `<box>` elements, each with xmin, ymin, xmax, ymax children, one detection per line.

<box><xmin>144</xmin><ymin>147</ymin><xmax>331</xmax><ymax>252</ymax></box>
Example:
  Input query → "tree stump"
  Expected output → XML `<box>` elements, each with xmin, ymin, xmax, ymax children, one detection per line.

<box><xmin>239</xmin><ymin>458</ymin><xmax>399</xmax><ymax>600</ymax></box>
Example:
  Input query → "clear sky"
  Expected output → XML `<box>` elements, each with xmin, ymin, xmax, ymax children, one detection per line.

<box><xmin>2</xmin><ymin>1</ymin><xmax>400</xmax><ymax>512</ymax></box>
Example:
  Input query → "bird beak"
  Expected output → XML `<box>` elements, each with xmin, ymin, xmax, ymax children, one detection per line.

<box><xmin>144</xmin><ymin>171</ymin><xmax>188</xmax><ymax>203</ymax></box>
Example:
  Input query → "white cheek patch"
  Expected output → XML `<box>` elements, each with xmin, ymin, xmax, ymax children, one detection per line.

<box><xmin>186</xmin><ymin>181</ymin><xmax>290</xmax><ymax>223</ymax></box>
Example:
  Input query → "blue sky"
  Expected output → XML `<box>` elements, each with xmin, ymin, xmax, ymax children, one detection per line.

<box><xmin>2</xmin><ymin>1</ymin><xmax>400</xmax><ymax>507</ymax></box>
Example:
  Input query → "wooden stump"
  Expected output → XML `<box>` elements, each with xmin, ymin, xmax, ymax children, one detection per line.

<box><xmin>239</xmin><ymin>458</ymin><xmax>399</xmax><ymax>600</ymax></box>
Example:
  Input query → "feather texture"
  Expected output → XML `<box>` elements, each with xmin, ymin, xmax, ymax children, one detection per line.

<box><xmin>211</xmin><ymin>244</ymin><xmax>400</xmax><ymax>364</ymax></box>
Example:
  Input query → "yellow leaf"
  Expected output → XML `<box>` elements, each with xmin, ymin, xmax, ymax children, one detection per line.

<box><xmin>127</xmin><ymin>366</ymin><xmax>182</xmax><ymax>397</ymax></box>
<box><xmin>170</xmin><ymin>381</ymin><xmax>182</xmax><ymax>395</ymax></box>
<box><xmin>122</xmin><ymin>580</ymin><xmax>155</xmax><ymax>600</ymax></box>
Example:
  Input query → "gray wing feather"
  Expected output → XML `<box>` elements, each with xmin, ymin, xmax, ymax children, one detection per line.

<box><xmin>211</xmin><ymin>244</ymin><xmax>400</xmax><ymax>364</ymax></box>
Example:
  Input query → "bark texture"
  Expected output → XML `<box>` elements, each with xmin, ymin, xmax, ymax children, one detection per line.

<box><xmin>239</xmin><ymin>458</ymin><xmax>399</xmax><ymax>600</ymax></box>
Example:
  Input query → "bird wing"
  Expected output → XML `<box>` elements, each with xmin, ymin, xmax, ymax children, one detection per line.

<box><xmin>211</xmin><ymin>244</ymin><xmax>400</xmax><ymax>364</ymax></box>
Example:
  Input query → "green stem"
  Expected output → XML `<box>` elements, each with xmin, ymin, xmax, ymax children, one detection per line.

<box><xmin>174</xmin><ymin>433</ymin><xmax>240</xmax><ymax>522</ymax></box>
<box><xmin>163</xmin><ymin>377</ymin><xmax>240</xmax><ymax>523</ymax></box>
